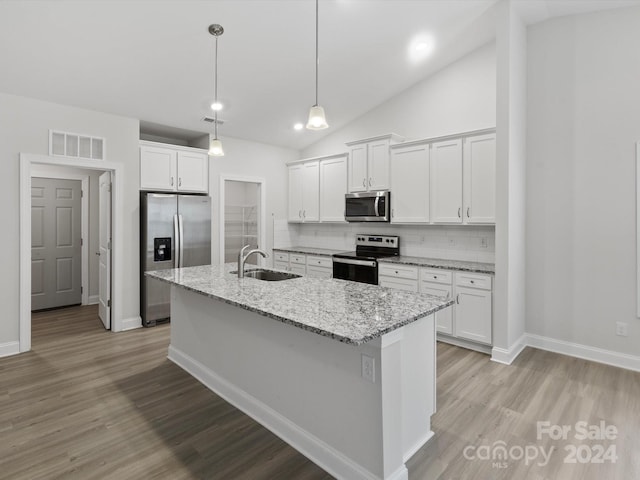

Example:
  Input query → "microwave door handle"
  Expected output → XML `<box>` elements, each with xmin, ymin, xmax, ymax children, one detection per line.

<box><xmin>374</xmin><ymin>196</ymin><xmax>380</xmax><ymax>217</ymax></box>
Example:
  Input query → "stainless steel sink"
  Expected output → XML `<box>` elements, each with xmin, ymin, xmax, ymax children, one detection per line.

<box><xmin>230</xmin><ymin>269</ymin><xmax>301</xmax><ymax>281</ymax></box>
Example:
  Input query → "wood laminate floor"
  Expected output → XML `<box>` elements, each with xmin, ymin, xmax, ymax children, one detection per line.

<box><xmin>1</xmin><ymin>306</ymin><xmax>638</xmax><ymax>480</ymax></box>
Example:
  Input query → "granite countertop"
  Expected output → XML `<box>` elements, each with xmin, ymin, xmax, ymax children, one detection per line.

<box><xmin>146</xmin><ymin>264</ymin><xmax>452</xmax><ymax>346</ymax></box>
<box><xmin>273</xmin><ymin>246</ymin><xmax>345</xmax><ymax>257</ymax></box>
<box><xmin>378</xmin><ymin>256</ymin><xmax>495</xmax><ymax>274</ymax></box>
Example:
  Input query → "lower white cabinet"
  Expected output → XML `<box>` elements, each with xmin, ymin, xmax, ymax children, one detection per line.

<box><xmin>379</xmin><ymin>263</ymin><xmax>493</xmax><ymax>349</ymax></box>
<box><xmin>454</xmin><ymin>272</ymin><xmax>492</xmax><ymax>345</ymax></box>
<box><xmin>306</xmin><ymin>255</ymin><xmax>333</xmax><ymax>278</ymax></box>
<box><xmin>273</xmin><ymin>251</ymin><xmax>290</xmax><ymax>271</ymax></box>
<box><xmin>272</xmin><ymin>251</ymin><xmax>334</xmax><ymax>278</ymax></box>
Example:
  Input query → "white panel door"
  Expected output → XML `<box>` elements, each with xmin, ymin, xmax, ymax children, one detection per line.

<box><xmin>31</xmin><ymin>178</ymin><xmax>82</xmax><ymax>310</ymax></box>
<box><xmin>140</xmin><ymin>146</ymin><xmax>176</xmax><ymax>191</ymax></box>
<box><xmin>421</xmin><ymin>283</ymin><xmax>453</xmax><ymax>335</ymax></box>
<box><xmin>455</xmin><ymin>286</ymin><xmax>492</xmax><ymax>344</ymax></box>
<box><xmin>390</xmin><ymin>144</ymin><xmax>430</xmax><ymax>223</ymax></box>
<box><xmin>177</xmin><ymin>151</ymin><xmax>209</xmax><ymax>193</ymax></box>
<box><xmin>319</xmin><ymin>155</ymin><xmax>347</xmax><ymax>222</ymax></box>
<box><xmin>302</xmin><ymin>161</ymin><xmax>320</xmax><ymax>222</ymax></box>
<box><xmin>288</xmin><ymin>164</ymin><xmax>304</xmax><ymax>222</ymax></box>
<box><xmin>348</xmin><ymin>144</ymin><xmax>368</xmax><ymax>192</ymax></box>
<box><xmin>98</xmin><ymin>172</ymin><xmax>112</xmax><ymax>329</ymax></box>
<box><xmin>430</xmin><ymin>139</ymin><xmax>463</xmax><ymax>223</ymax></box>
<box><xmin>463</xmin><ymin>133</ymin><xmax>496</xmax><ymax>224</ymax></box>
<box><xmin>368</xmin><ymin>139</ymin><xmax>390</xmax><ymax>190</ymax></box>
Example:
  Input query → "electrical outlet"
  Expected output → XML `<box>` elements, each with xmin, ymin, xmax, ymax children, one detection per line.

<box><xmin>616</xmin><ymin>322</ymin><xmax>628</xmax><ymax>337</ymax></box>
<box><xmin>361</xmin><ymin>354</ymin><xmax>375</xmax><ymax>383</ymax></box>
<box><xmin>480</xmin><ymin>237</ymin><xmax>488</xmax><ymax>248</ymax></box>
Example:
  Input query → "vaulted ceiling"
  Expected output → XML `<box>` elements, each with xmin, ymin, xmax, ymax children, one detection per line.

<box><xmin>0</xmin><ymin>0</ymin><xmax>637</xmax><ymax>150</ymax></box>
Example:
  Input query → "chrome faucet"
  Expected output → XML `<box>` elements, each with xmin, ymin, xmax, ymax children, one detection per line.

<box><xmin>237</xmin><ymin>244</ymin><xmax>269</xmax><ymax>278</ymax></box>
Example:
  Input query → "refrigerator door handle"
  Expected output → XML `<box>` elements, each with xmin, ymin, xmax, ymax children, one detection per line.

<box><xmin>178</xmin><ymin>214</ymin><xmax>185</xmax><ymax>268</ymax></box>
<box><xmin>173</xmin><ymin>214</ymin><xmax>180</xmax><ymax>268</ymax></box>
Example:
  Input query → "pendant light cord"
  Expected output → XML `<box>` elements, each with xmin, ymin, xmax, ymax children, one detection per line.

<box><xmin>214</xmin><ymin>34</ymin><xmax>219</xmax><ymax>139</ymax></box>
<box><xmin>315</xmin><ymin>0</ymin><xmax>319</xmax><ymax>107</ymax></box>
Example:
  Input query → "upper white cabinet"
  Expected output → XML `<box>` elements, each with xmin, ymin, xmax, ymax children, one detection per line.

<box><xmin>390</xmin><ymin>142</ymin><xmax>430</xmax><ymax>223</ymax></box>
<box><xmin>430</xmin><ymin>138</ymin><xmax>463</xmax><ymax>223</ymax></box>
<box><xmin>140</xmin><ymin>142</ymin><xmax>208</xmax><ymax>193</ymax></box>
<box><xmin>463</xmin><ymin>133</ymin><xmax>496</xmax><ymax>224</ymax></box>
<box><xmin>288</xmin><ymin>160</ymin><xmax>319</xmax><ymax>222</ymax></box>
<box><xmin>346</xmin><ymin>134</ymin><xmax>404</xmax><ymax>193</ymax></box>
<box><xmin>430</xmin><ymin>130</ymin><xmax>496</xmax><ymax>225</ymax></box>
<box><xmin>319</xmin><ymin>154</ymin><xmax>348</xmax><ymax>222</ymax></box>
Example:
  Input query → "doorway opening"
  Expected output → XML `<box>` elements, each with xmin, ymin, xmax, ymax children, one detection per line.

<box><xmin>20</xmin><ymin>154</ymin><xmax>124</xmax><ymax>353</ymax></box>
<box><xmin>219</xmin><ymin>175</ymin><xmax>266</xmax><ymax>266</ymax></box>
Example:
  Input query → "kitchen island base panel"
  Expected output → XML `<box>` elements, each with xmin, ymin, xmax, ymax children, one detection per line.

<box><xmin>167</xmin><ymin>286</ymin><xmax>435</xmax><ymax>480</ymax></box>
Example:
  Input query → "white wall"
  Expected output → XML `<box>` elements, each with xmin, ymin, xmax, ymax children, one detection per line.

<box><xmin>0</xmin><ymin>92</ymin><xmax>140</xmax><ymax>347</ymax></box>
<box><xmin>209</xmin><ymin>136</ymin><xmax>300</xmax><ymax>265</ymax></box>
<box><xmin>526</xmin><ymin>6</ymin><xmax>640</xmax><ymax>356</ymax></box>
<box><xmin>301</xmin><ymin>42</ymin><xmax>496</xmax><ymax>158</ymax></box>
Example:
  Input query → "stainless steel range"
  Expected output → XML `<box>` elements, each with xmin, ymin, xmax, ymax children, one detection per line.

<box><xmin>332</xmin><ymin>234</ymin><xmax>400</xmax><ymax>285</ymax></box>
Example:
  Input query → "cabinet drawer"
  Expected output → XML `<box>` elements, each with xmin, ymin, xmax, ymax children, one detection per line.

<box><xmin>274</xmin><ymin>251</ymin><xmax>290</xmax><ymax>262</ymax></box>
<box><xmin>378</xmin><ymin>264</ymin><xmax>419</xmax><ymax>280</ymax></box>
<box><xmin>420</xmin><ymin>282</ymin><xmax>453</xmax><ymax>300</ymax></box>
<box><xmin>379</xmin><ymin>276</ymin><xmax>418</xmax><ymax>292</ymax></box>
<box><xmin>420</xmin><ymin>268</ymin><xmax>452</xmax><ymax>285</ymax></box>
<box><xmin>290</xmin><ymin>254</ymin><xmax>306</xmax><ymax>265</ymax></box>
<box><xmin>290</xmin><ymin>264</ymin><xmax>306</xmax><ymax>275</ymax></box>
<box><xmin>306</xmin><ymin>255</ymin><xmax>332</xmax><ymax>268</ymax></box>
<box><xmin>455</xmin><ymin>272</ymin><xmax>492</xmax><ymax>290</ymax></box>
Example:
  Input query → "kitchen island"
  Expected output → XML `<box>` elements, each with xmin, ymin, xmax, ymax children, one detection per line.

<box><xmin>147</xmin><ymin>264</ymin><xmax>452</xmax><ymax>480</ymax></box>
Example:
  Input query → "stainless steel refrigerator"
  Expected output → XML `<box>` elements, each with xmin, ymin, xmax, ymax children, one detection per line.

<box><xmin>140</xmin><ymin>192</ymin><xmax>211</xmax><ymax>326</ymax></box>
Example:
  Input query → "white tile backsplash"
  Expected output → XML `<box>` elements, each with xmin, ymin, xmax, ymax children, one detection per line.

<box><xmin>274</xmin><ymin>221</ymin><xmax>495</xmax><ymax>263</ymax></box>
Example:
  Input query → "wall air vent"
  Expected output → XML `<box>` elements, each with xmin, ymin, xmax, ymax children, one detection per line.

<box><xmin>49</xmin><ymin>130</ymin><xmax>106</xmax><ymax>160</ymax></box>
<box><xmin>202</xmin><ymin>117</ymin><xmax>225</xmax><ymax>125</ymax></box>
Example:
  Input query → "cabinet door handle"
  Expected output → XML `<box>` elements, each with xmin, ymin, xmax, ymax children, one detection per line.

<box><xmin>303</xmin><ymin>210</ymin><xmax>306</xmax><ymax>219</ymax></box>
<box><xmin>456</xmin><ymin>294</ymin><xmax>460</xmax><ymax>304</ymax></box>
<box><xmin>299</xmin><ymin>210</ymin><xmax>302</xmax><ymax>218</ymax></box>
<box><xmin>179</xmin><ymin>177</ymin><xmax>182</xmax><ymax>187</ymax></box>
<box><xmin>467</xmin><ymin>207</ymin><xmax>470</xmax><ymax>218</ymax></box>
<box><xmin>362</xmin><ymin>178</ymin><xmax>366</xmax><ymax>187</ymax></box>
<box><xmin>392</xmin><ymin>208</ymin><xmax>394</xmax><ymax>218</ymax></box>
<box><xmin>470</xmin><ymin>280</ymin><xmax>475</xmax><ymax>284</ymax></box>
<box><xmin>433</xmin><ymin>275</ymin><xmax>437</xmax><ymax>279</ymax></box>
<box><xmin>368</xmin><ymin>177</ymin><xmax>372</xmax><ymax>187</ymax></box>
<box><xmin>171</xmin><ymin>177</ymin><xmax>174</xmax><ymax>186</ymax></box>
<box><xmin>458</xmin><ymin>207</ymin><xmax>461</xmax><ymax>218</ymax></box>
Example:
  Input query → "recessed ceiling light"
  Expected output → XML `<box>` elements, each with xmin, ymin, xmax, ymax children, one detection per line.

<box><xmin>294</xmin><ymin>123</ymin><xmax>304</xmax><ymax>131</ymax></box>
<box><xmin>211</xmin><ymin>102</ymin><xmax>223</xmax><ymax>111</ymax></box>
<box><xmin>409</xmin><ymin>34</ymin><xmax>435</xmax><ymax>63</ymax></box>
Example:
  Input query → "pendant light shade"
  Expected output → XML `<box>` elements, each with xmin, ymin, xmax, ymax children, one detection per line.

<box><xmin>306</xmin><ymin>0</ymin><xmax>328</xmax><ymax>130</ymax></box>
<box><xmin>208</xmin><ymin>23</ymin><xmax>225</xmax><ymax>156</ymax></box>
<box><xmin>208</xmin><ymin>138</ymin><xmax>224</xmax><ymax>156</ymax></box>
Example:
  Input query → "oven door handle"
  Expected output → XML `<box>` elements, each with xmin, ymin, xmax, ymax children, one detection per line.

<box><xmin>333</xmin><ymin>258</ymin><xmax>377</xmax><ymax>268</ymax></box>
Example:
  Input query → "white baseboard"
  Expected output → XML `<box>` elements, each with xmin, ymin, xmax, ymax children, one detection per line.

<box><xmin>119</xmin><ymin>316</ymin><xmax>142</xmax><ymax>332</ymax></box>
<box><xmin>436</xmin><ymin>334</ymin><xmax>492</xmax><ymax>354</ymax></box>
<box><xmin>491</xmin><ymin>333</ymin><xmax>527</xmax><ymax>365</ymax></box>
<box><xmin>88</xmin><ymin>295</ymin><xmax>99</xmax><ymax>305</ymax></box>
<box><xmin>0</xmin><ymin>341</ymin><xmax>20</xmax><ymax>358</ymax></box>
<box><xmin>402</xmin><ymin>430</ymin><xmax>434</xmax><ymax>463</ymax></box>
<box><xmin>168</xmin><ymin>345</ymin><xmax>382</xmax><ymax>480</ymax></box>
<box><xmin>526</xmin><ymin>333</ymin><xmax>640</xmax><ymax>372</ymax></box>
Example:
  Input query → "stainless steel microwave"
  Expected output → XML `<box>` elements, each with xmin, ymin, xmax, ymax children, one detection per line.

<box><xmin>345</xmin><ymin>191</ymin><xmax>390</xmax><ymax>222</ymax></box>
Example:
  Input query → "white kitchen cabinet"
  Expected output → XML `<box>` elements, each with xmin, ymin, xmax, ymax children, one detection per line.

<box><xmin>306</xmin><ymin>255</ymin><xmax>333</xmax><ymax>278</ymax></box>
<box><xmin>430</xmin><ymin>138</ymin><xmax>463</xmax><ymax>223</ymax></box>
<box><xmin>390</xmin><ymin>142</ymin><xmax>430</xmax><ymax>223</ymax></box>
<box><xmin>420</xmin><ymin>268</ymin><xmax>453</xmax><ymax>335</ymax></box>
<box><xmin>289</xmin><ymin>253</ymin><xmax>307</xmax><ymax>275</ymax></box>
<box><xmin>454</xmin><ymin>272</ymin><xmax>492</xmax><ymax>345</ymax></box>
<box><xmin>140</xmin><ymin>142</ymin><xmax>208</xmax><ymax>193</ymax></box>
<box><xmin>463</xmin><ymin>133</ymin><xmax>496</xmax><ymax>224</ymax></box>
<box><xmin>319</xmin><ymin>154</ymin><xmax>348</xmax><ymax>222</ymax></box>
<box><xmin>346</xmin><ymin>134</ymin><xmax>404</xmax><ymax>193</ymax></box>
<box><xmin>273</xmin><ymin>251</ymin><xmax>290</xmax><ymax>271</ymax></box>
<box><xmin>379</xmin><ymin>263</ymin><xmax>419</xmax><ymax>292</ymax></box>
<box><xmin>288</xmin><ymin>161</ymin><xmax>319</xmax><ymax>222</ymax></box>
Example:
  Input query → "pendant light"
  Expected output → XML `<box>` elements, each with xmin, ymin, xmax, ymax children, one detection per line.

<box><xmin>208</xmin><ymin>24</ymin><xmax>225</xmax><ymax>156</ymax></box>
<box><xmin>306</xmin><ymin>0</ymin><xmax>329</xmax><ymax>130</ymax></box>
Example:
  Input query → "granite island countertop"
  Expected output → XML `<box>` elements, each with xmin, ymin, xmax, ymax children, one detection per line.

<box><xmin>146</xmin><ymin>264</ymin><xmax>452</xmax><ymax>345</ymax></box>
<box><xmin>273</xmin><ymin>246</ymin><xmax>345</xmax><ymax>257</ymax></box>
<box><xmin>378</xmin><ymin>256</ymin><xmax>495</xmax><ymax>274</ymax></box>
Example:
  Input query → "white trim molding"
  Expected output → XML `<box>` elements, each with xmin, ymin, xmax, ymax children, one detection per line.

<box><xmin>526</xmin><ymin>333</ymin><xmax>640</xmax><ymax>372</ymax></box>
<box><xmin>491</xmin><ymin>333</ymin><xmax>527</xmax><ymax>365</ymax></box>
<box><xmin>119</xmin><ymin>316</ymin><xmax>142</xmax><ymax>332</ymax></box>
<box><xmin>636</xmin><ymin>141</ymin><xmax>640</xmax><ymax>317</ymax></box>
<box><xmin>0</xmin><ymin>341</ymin><xmax>20</xmax><ymax>358</ymax></box>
